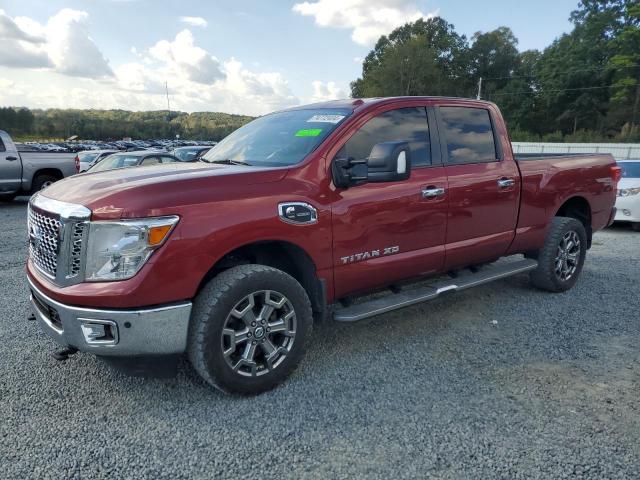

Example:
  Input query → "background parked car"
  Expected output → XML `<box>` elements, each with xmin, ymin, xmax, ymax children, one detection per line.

<box><xmin>88</xmin><ymin>151</ymin><xmax>181</xmax><ymax>172</ymax></box>
<box><xmin>172</xmin><ymin>145</ymin><xmax>214</xmax><ymax>162</ymax></box>
<box><xmin>75</xmin><ymin>150</ymin><xmax>119</xmax><ymax>173</ymax></box>
<box><xmin>615</xmin><ymin>160</ymin><xmax>640</xmax><ymax>231</ymax></box>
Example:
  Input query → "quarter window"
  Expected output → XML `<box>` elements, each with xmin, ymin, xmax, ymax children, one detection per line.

<box><xmin>440</xmin><ymin>107</ymin><xmax>497</xmax><ymax>164</ymax></box>
<box><xmin>338</xmin><ymin>107</ymin><xmax>431</xmax><ymax>167</ymax></box>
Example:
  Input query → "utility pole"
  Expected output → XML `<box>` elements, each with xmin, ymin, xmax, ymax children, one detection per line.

<box><xmin>476</xmin><ymin>77</ymin><xmax>483</xmax><ymax>100</ymax></box>
<box><xmin>165</xmin><ymin>81</ymin><xmax>171</xmax><ymax>120</ymax></box>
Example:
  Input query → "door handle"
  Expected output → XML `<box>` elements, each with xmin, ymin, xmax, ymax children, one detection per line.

<box><xmin>497</xmin><ymin>178</ymin><xmax>515</xmax><ymax>189</ymax></box>
<box><xmin>5</xmin><ymin>156</ymin><xmax>17</xmax><ymax>161</ymax></box>
<box><xmin>422</xmin><ymin>187</ymin><xmax>446</xmax><ymax>198</ymax></box>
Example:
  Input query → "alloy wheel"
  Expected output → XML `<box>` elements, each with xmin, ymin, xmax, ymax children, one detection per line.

<box><xmin>221</xmin><ymin>290</ymin><xmax>296</xmax><ymax>377</ymax></box>
<box><xmin>555</xmin><ymin>230</ymin><xmax>581</xmax><ymax>281</ymax></box>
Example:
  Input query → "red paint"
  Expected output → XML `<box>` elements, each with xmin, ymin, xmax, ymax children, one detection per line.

<box><xmin>30</xmin><ymin>97</ymin><xmax>617</xmax><ymax>309</ymax></box>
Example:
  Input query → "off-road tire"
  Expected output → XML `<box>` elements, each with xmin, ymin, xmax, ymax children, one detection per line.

<box><xmin>529</xmin><ymin>216</ymin><xmax>587</xmax><ymax>292</ymax></box>
<box><xmin>188</xmin><ymin>264</ymin><xmax>313</xmax><ymax>395</ymax></box>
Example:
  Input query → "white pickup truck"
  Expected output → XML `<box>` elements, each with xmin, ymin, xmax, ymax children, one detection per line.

<box><xmin>0</xmin><ymin>130</ymin><xmax>76</xmax><ymax>201</ymax></box>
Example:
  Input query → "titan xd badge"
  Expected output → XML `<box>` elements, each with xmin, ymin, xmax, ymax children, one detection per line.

<box><xmin>278</xmin><ymin>202</ymin><xmax>318</xmax><ymax>225</ymax></box>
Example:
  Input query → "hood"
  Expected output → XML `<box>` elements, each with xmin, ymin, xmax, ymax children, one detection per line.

<box><xmin>42</xmin><ymin>162</ymin><xmax>288</xmax><ymax>219</ymax></box>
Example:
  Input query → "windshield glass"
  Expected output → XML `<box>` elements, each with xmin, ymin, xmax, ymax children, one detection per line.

<box><xmin>78</xmin><ymin>152</ymin><xmax>98</xmax><ymax>163</ymax></box>
<box><xmin>175</xmin><ymin>147</ymin><xmax>208</xmax><ymax>161</ymax></box>
<box><xmin>201</xmin><ymin>108</ymin><xmax>351</xmax><ymax>167</ymax></box>
<box><xmin>620</xmin><ymin>162</ymin><xmax>640</xmax><ymax>178</ymax></box>
<box><xmin>90</xmin><ymin>154</ymin><xmax>140</xmax><ymax>172</ymax></box>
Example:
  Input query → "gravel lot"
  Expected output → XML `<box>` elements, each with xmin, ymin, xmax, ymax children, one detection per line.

<box><xmin>1</xmin><ymin>197</ymin><xmax>639</xmax><ymax>479</ymax></box>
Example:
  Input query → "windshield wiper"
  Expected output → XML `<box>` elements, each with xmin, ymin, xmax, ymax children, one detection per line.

<box><xmin>203</xmin><ymin>158</ymin><xmax>252</xmax><ymax>166</ymax></box>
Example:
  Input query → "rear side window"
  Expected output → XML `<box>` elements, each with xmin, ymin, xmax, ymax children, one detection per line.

<box><xmin>160</xmin><ymin>155</ymin><xmax>177</xmax><ymax>163</ymax></box>
<box><xmin>621</xmin><ymin>162</ymin><xmax>640</xmax><ymax>178</ymax></box>
<box><xmin>440</xmin><ymin>107</ymin><xmax>497</xmax><ymax>164</ymax></box>
<box><xmin>338</xmin><ymin>107</ymin><xmax>431</xmax><ymax>167</ymax></box>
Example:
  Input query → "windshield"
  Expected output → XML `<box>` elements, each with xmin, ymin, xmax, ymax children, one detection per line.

<box><xmin>620</xmin><ymin>162</ymin><xmax>640</xmax><ymax>178</ymax></box>
<box><xmin>90</xmin><ymin>154</ymin><xmax>140</xmax><ymax>172</ymax></box>
<box><xmin>201</xmin><ymin>108</ymin><xmax>351</xmax><ymax>167</ymax></box>
<box><xmin>175</xmin><ymin>147</ymin><xmax>209</xmax><ymax>161</ymax></box>
<box><xmin>78</xmin><ymin>152</ymin><xmax>98</xmax><ymax>163</ymax></box>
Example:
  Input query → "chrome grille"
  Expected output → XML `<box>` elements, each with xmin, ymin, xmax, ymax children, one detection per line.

<box><xmin>28</xmin><ymin>195</ymin><xmax>91</xmax><ymax>286</ymax></box>
<box><xmin>28</xmin><ymin>207</ymin><xmax>62</xmax><ymax>278</ymax></box>
<box><xmin>68</xmin><ymin>222</ymin><xmax>87</xmax><ymax>278</ymax></box>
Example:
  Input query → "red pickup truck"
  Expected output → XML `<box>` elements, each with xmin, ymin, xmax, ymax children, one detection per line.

<box><xmin>27</xmin><ymin>97</ymin><xmax>620</xmax><ymax>395</ymax></box>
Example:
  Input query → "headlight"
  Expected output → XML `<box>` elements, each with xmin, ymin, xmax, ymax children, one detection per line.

<box><xmin>618</xmin><ymin>187</ymin><xmax>640</xmax><ymax>197</ymax></box>
<box><xmin>85</xmin><ymin>216</ymin><xmax>179</xmax><ymax>281</ymax></box>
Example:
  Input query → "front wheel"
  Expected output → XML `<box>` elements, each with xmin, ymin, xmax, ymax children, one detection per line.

<box><xmin>529</xmin><ymin>216</ymin><xmax>587</xmax><ymax>292</ymax></box>
<box><xmin>188</xmin><ymin>264</ymin><xmax>313</xmax><ymax>395</ymax></box>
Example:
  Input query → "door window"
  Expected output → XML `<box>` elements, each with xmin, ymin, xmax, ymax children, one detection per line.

<box><xmin>338</xmin><ymin>107</ymin><xmax>431</xmax><ymax>167</ymax></box>
<box><xmin>439</xmin><ymin>107</ymin><xmax>497</xmax><ymax>164</ymax></box>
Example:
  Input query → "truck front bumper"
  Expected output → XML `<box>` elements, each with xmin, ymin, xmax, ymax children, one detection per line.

<box><xmin>28</xmin><ymin>276</ymin><xmax>192</xmax><ymax>357</ymax></box>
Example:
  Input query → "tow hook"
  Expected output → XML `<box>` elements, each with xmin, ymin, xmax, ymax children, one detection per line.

<box><xmin>52</xmin><ymin>346</ymin><xmax>79</xmax><ymax>362</ymax></box>
<box><xmin>27</xmin><ymin>313</ymin><xmax>36</xmax><ymax>321</ymax></box>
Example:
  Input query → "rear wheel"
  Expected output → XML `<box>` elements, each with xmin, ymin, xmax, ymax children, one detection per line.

<box><xmin>632</xmin><ymin>222</ymin><xmax>640</xmax><ymax>232</ymax></box>
<box><xmin>31</xmin><ymin>174</ymin><xmax>59</xmax><ymax>192</ymax></box>
<box><xmin>188</xmin><ymin>264</ymin><xmax>313</xmax><ymax>395</ymax></box>
<box><xmin>0</xmin><ymin>193</ymin><xmax>16</xmax><ymax>202</ymax></box>
<box><xmin>529</xmin><ymin>216</ymin><xmax>587</xmax><ymax>292</ymax></box>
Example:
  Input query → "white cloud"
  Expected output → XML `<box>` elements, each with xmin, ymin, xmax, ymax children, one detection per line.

<box><xmin>309</xmin><ymin>80</ymin><xmax>346</xmax><ymax>103</ymax></box>
<box><xmin>180</xmin><ymin>16</ymin><xmax>207</xmax><ymax>27</ymax></box>
<box><xmin>0</xmin><ymin>8</ymin><xmax>112</xmax><ymax>78</ymax></box>
<box><xmin>292</xmin><ymin>0</ymin><xmax>437</xmax><ymax>46</ymax></box>
<box><xmin>0</xmin><ymin>9</ymin><xmax>52</xmax><ymax>68</ymax></box>
<box><xmin>0</xmin><ymin>10</ymin><xmax>300</xmax><ymax>116</ymax></box>
<box><xmin>148</xmin><ymin>29</ymin><xmax>223</xmax><ymax>84</ymax></box>
<box><xmin>45</xmin><ymin>9</ymin><xmax>113</xmax><ymax>78</ymax></box>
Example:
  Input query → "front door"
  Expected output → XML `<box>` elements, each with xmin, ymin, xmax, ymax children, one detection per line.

<box><xmin>329</xmin><ymin>104</ymin><xmax>448</xmax><ymax>299</ymax></box>
<box><xmin>0</xmin><ymin>134</ymin><xmax>22</xmax><ymax>194</ymax></box>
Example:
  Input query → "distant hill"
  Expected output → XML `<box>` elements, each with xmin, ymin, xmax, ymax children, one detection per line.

<box><xmin>0</xmin><ymin>107</ymin><xmax>254</xmax><ymax>141</ymax></box>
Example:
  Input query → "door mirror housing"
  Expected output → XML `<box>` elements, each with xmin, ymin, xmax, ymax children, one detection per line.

<box><xmin>332</xmin><ymin>141</ymin><xmax>411</xmax><ymax>188</ymax></box>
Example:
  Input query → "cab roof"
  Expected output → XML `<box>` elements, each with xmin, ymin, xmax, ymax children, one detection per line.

<box><xmin>285</xmin><ymin>96</ymin><xmax>496</xmax><ymax>113</ymax></box>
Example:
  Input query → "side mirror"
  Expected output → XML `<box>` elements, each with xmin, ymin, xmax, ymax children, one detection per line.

<box><xmin>332</xmin><ymin>141</ymin><xmax>411</xmax><ymax>188</ymax></box>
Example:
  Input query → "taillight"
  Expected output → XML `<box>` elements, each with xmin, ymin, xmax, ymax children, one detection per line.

<box><xmin>611</xmin><ymin>165</ymin><xmax>622</xmax><ymax>184</ymax></box>
<box><xmin>74</xmin><ymin>155</ymin><xmax>80</xmax><ymax>173</ymax></box>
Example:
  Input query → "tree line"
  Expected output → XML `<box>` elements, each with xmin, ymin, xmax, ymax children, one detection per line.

<box><xmin>0</xmin><ymin>108</ymin><xmax>253</xmax><ymax>141</ymax></box>
<box><xmin>351</xmin><ymin>0</ymin><xmax>640</xmax><ymax>142</ymax></box>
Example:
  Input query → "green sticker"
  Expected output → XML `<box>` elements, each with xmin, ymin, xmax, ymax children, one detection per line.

<box><xmin>295</xmin><ymin>128</ymin><xmax>322</xmax><ymax>137</ymax></box>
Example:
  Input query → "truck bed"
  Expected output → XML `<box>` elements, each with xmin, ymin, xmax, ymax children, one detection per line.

<box><xmin>510</xmin><ymin>152</ymin><xmax>617</xmax><ymax>255</ymax></box>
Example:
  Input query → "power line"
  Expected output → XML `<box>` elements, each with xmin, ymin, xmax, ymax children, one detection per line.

<box><xmin>488</xmin><ymin>83</ymin><xmax>639</xmax><ymax>97</ymax></box>
<box><xmin>482</xmin><ymin>63</ymin><xmax>640</xmax><ymax>81</ymax></box>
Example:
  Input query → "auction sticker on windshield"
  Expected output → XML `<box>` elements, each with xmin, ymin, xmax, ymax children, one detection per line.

<box><xmin>295</xmin><ymin>128</ymin><xmax>323</xmax><ymax>137</ymax></box>
<box><xmin>307</xmin><ymin>114</ymin><xmax>345</xmax><ymax>124</ymax></box>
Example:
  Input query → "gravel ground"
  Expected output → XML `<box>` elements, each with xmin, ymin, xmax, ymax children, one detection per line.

<box><xmin>1</xmin><ymin>197</ymin><xmax>639</xmax><ymax>479</ymax></box>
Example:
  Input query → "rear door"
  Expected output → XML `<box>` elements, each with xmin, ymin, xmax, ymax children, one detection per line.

<box><xmin>0</xmin><ymin>133</ymin><xmax>22</xmax><ymax>194</ymax></box>
<box><xmin>330</xmin><ymin>103</ymin><xmax>448</xmax><ymax>299</ymax></box>
<box><xmin>436</xmin><ymin>105</ymin><xmax>520</xmax><ymax>269</ymax></box>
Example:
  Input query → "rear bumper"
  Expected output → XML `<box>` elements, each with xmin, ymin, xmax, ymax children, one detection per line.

<box><xmin>614</xmin><ymin>195</ymin><xmax>639</xmax><ymax>223</ymax></box>
<box><xmin>28</xmin><ymin>276</ymin><xmax>192</xmax><ymax>357</ymax></box>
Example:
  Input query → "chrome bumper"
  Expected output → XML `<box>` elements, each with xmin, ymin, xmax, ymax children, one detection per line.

<box><xmin>28</xmin><ymin>277</ymin><xmax>192</xmax><ymax>356</ymax></box>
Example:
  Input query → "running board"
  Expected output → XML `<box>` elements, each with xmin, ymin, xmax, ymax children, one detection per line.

<box><xmin>333</xmin><ymin>259</ymin><xmax>538</xmax><ymax>322</ymax></box>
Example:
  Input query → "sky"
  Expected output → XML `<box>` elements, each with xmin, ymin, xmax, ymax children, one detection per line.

<box><xmin>0</xmin><ymin>0</ymin><xmax>579</xmax><ymax>116</ymax></box>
